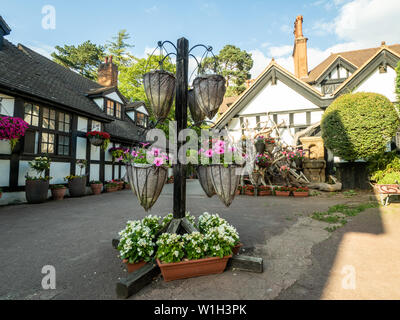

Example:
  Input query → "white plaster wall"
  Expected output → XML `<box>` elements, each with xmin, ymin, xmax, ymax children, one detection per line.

<box><xmin>121</xmin><ymin>165</ymin><xmax>126</xmax><ymax>179</ymax></box>
<box><xmin>77</xmin><ymin>117</ymin><xmax>88</xmax><ymax>132</ymax></box>
<box><xmin>94</xmin><ymin>98</ymin><xmax>104</xmax><ymax>110</ymax></box>
<box><xmin>0</xmin><ymin>140</ymin><xmax>11</xmax><ymax>154</ymax></box>
<box><xmin>311</xmin><ymin>111</ymin><xmax>323</xmax><ymax>123</ymax></box>
<box><xmin>0</xmin><ymin>192</ymin><xmax>26</xmax><ymax>206</ymax></box>
<box><xmin>50</xmin><ymin>162</ymin><xmax>70</xmax><ymax>184</ymax></box>
<box><xmin>105</xmin><ymin>165</ymin><xmax>113</xmax><ymax>181</ymax></box>
<box><xmin>106</xmin><ymin>92</ymin><xmax>123</xmax><ymax>104</ymax></box>
<box><xmin>0</xmin><ymin>94</ymin><xmax>15</xmax><ymax>116</ymax></box>
<box><xmin>0</xmin><ymin>159</ymin><xmax>10</xmax><ymax>186</ymax></box>
<box><xmin>127</xmin><ymin>111</ymin><xmax>135</xmax><ymax>121</ymax></box>
<box><xmin>18</xmin><ymin>161</ymin><xmax>30</xmax><ymax>186</ymax></box>
<box><xmin>136</xmin><ymin>106</ymin><xmax>149</xmax><ymax>115</ymax></box>
<box><xmin>90</xmin><ymin>164</ymin><xmax>100</xmax><ymax>182</ymax></box>
<box><xmin>354</xmin><ymin>66</ymin><xmax>397</xmax><ymax>102</ymax></box>
<box><xmin>76</xmin><ymin>137</ymin><xmax>87</xmax><ymax>159</ymax></box>
<box><xmin>294</xmin><ymin>112</ymin><xmax>307</xmax><ymax>125</ymax></box>
<box><xmin>90</xmin><ymin>144</ymin><xmax>100</xmax><ymax>161</ymax></box>
<box><xmin>238</xmin><ymin>79</ymin><xmax>320</xmax><ymax>115</ymax></box>
<box><xmin>114</xmin><ymin>165</ymin><xmax>119</xmax><ymax>179</ymax></box>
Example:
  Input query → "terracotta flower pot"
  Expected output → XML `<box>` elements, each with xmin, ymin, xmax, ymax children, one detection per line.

<box><xmin>157</xmin><ymin>255</ymin><xmax>232</xmax><ymax>282</ymax></box>
<box><xmin>244</xmin><ymin>188</ymin><xmax>255</xmax><ymax>196</ymax></box>
<box><xmin>25</xmin><ymin>179</ymin><xmax>49</xmax><ymax>204</ymax></box>
<box><xmin>51</xmin><ymin>187</ymin><xmax>67</xmax><ymax>200</ymax></box>
<box><xmin>232</xmin><ymin>243</ymin><xmax>243</xmax><ymax>255</ymax></box>
<box><xmin>122</xmin><ymin>259</ymin><xmax>147</xmax><ymax>273</ymax></box>
<box><xmin>124</xmin><ymin>183</ymin><xmax>131</xmax><ymax>190</ymax></box>
<box><xmin>90</xmin><ymin>183</ymin><xmax>103</xmax><ymax>195</ymax></box>
<box><xmin>68</xmin><ymin>177</ymin><xmax>87</xmax><ymax>197</ymax></box>
<box><xmin>106</xmin><ymin>186</ymin><xmax>119</xmax><ymax>193</ymax></box>
<box><xmin>293</xmin><ymin>191</ymin><xmax>309</xmax><ymax>197</ymax></box>
<box><xmin>275</xmin><ymin>191</ymin><xmax>290</xmax><ymax>197</ymax></box>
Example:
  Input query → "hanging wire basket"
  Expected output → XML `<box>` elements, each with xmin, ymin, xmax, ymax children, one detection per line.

<box><xmin>193</xmin><ymin>74</ymin><xmax>226</xmax><ymax>119</ymax></box>
<box><xmin>196</xmin><ymin>165</ymin><xmax>216</xmax><ymax>198</ymax></box>
<box><xmin>126</xmin><ymin>163</ymin><xmax>168</xmax><ymax>211</ymax></box>
<box><xmin>88</xmin><ymin>137</ymin><xmax>104</xmax><ymax>147</ymax></box>
<box><xmin>209</xmin><ymin>164</ymin><xmax>242</xmax><ymax>207</ymax></box>
<box><xmin>143</xmin><ymin>70</ymin><xmax>176</xmax><ymax>122</ymax></box>
<box><xmin>188</xmin><ymin>89</ymin><xmax>206</xmax><ymax>124</ymax></box>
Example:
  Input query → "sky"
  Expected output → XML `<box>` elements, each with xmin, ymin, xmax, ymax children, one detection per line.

<box><xmin>1</xmin><ymin>0</ymin><xmax>400</xmax><ymax>78</ymax></box>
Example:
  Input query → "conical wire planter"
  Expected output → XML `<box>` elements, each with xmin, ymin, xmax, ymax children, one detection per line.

<box><xmin>188</xmin><ymin>89</ymin><xmax>206</xmax><ymax>124</ymax></box>
<box><xmin>193</xmin><ymin>74</ymin><xmax>226</xmax><ymax>119</ymax></box>
<box><xmin>126</xmin><ymin>164</ymin><xmax>168</xmax><ymax>211</ymax></box>
<box><xmin>143</xmin><ymin>70</ymin><xmax>176</xmax><ymax>121</ymax></box>
<box><xmin>209</xmin><ymin>164</ymin><xmax>242</xmax><ymax>207</ymax></box>
<box><xmin>196</xmin><ymin>165</ymin><xmax>215</xmax><ymax>198</ymax></box>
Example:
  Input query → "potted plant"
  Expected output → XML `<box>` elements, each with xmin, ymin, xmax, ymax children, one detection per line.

<box><xmin>113</xmin><ymin>179</ymin><xmax>125</xmax><ymax>190</ymax></box>
<box><xmin>90</xmin><ymin>181</ymin><xmax>103</xmax><ymax>195</ymax></box>
<box><xmin>105</xmin><ymin>182</ymin><xmax>119</xmax><ymax>193</ymax></box>
<box><xmin>258</xmin><ymin>185</ymin><xmax>272</xmax><ymax>196</ymax></box>
<box><xmin>117</xmin><ymin>216</ymin><xmax>161</xmax><ymax>273</ymax></box>
<box><xmin>264</xmin><ymin>137</ymin><xmax>276</xmax><ymax>154</ymax></box>
<box><xmin>255</xmin><ymin>153</ymin><xmax>271</xmax><ymax>168</ymax></box>
<box><xmin>0</xmin><ymin>116</ymin><xmax>29</xmax><ymax>150</ymax></box>
<box><xmin>25</xmin><ymin>157</ymin><xmax>51</xmax><ymax>204</ymax></box>
<box><xmin>275</xmin><ymin>186</ymin><xmax>292</xmax><ymax>197</ymax></box>
<box><xmin>86</xmin><ymin>131</ymin><xmax>110</xmax><ymax>151</ymax></box>
<box><xmin>293</xmin><ymin>187</ymin><xmax>309</xmax><ymax>197</ymax></box>
<box><xmin>244</xmin><ymin>185</ymin><xmax>255</xmax><ymax>196</ymax></box>
<box><xmin>65</xmin><ymin>159</ymin><xmax>87</xmax><ymax>197</ymax></box>
<box><xmin>156</xmin><ymin>231</ymin><xmax>232</xmax><ymax>282</ymax></box>
<box><xmin>254</xmin><ymin>136</ymin><xmax>266</xmax><ymax>154</ymax></box>
<box><xmin>280</xmin><ymin>165</ymin><xmax>291</xmax><ymax>179</ymax></box>
<box><xmin>50</xmin><ymin>184</ymin><xmax>67</xmax><ymax>200</ymax></box>
<box><xmin>236</xmin><ymin>185</ymin><xmax>243</xmax><ymax>195</ymax></box>
<box><xmin>124</xmin><ymin>182</ymin><xmax>131</xmax><ymax>190</ymax></box>
<box><xmin>124</xmin><ymin>146</ymin><xmax>169</xmax><ymax>211</ymax></box>
<box><xmin>198</xmin><ymin>213</ymin><xmax>241</xmax><ymax>255</ymax></box>
<box><xmin>108</xmin><ymin>147</ymin><xmax>128</xmax><ymax>162</ymax></box>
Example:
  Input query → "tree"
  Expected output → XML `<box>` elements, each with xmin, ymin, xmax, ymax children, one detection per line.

<box><xmin>321</xmin><ymin>92</ymin><xmax>400</xmax><ymax>161</ymax></box>
<box><xmin>106</xmin><ymin>29</ymin><xmax>134</xmax><ymax>66</ymax></box>
<box><xmin>396</xmin><ymin>61</ymin><xmax>400</xmax><ymax>103</ymax></box>
<box><xmin>51</xmin><ymin>41</ymin><xmax>105</xmax><ymax>80</ymax></box>
<box><xmin>202</xmin><ymin>45</ymin><xmax>253</xmax><ymax>97</ymax></box>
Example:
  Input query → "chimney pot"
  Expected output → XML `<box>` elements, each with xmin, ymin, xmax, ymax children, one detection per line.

<box><xmin>98</xmin><ymin>56</ymin><xmax>118</xmax><ymax>87</ymax></box>
<box><xmin>293</xmin><ymin>15</ymin><xmax>308</xmax><ymax>79</ymax></box>
<box><xmin>381</xmin><ymin>41</ymin><xmax>386</xmax><ymax>46</ymax></box>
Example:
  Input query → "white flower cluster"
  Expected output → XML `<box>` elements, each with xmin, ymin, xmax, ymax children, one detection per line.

<box><xmin>198</xmin><ymin>212</ymin><xmax>240</xmax><ymax>245</ymax></box>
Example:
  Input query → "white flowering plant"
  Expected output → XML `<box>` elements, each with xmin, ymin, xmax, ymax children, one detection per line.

<box><xmin>198</xmin><ymin>213</ymin><xmax>240</xmax><ymax>246</ymax></box>
<box><xmin>156</xmin><ymin>233</ymin><xmax>185</xmax><ymax>263</ymax></box>
<box><xmin>183</xmin><ymin>232</ymin><xmax>208</xmax><ymax>260</ymax></box>
<box><xmin>117</xmin><ymin>220</ymin><xmax>156</xmax><ymax>264</ymax></box>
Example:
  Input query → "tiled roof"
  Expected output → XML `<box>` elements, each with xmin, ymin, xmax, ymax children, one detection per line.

<box><xmin>306</xmin><ymin>44</ymin><xmax>400</xmax><ymax>83</ymax></box>
<box><xmin>104</xmin><ymin>118</ymin><xmax>143</xmax><ymax>142</ymax></box>
<box><xmin>218</xmin><ymin>96</ymin><xmax>238</xmax><ymax>115</ymax></box>
<box><xmin>0</xmin><ymin>39</ymin><xmax>110</xmax><ymax>120</ymax></box>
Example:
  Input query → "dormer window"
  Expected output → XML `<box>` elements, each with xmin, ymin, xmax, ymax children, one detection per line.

<box><xmin>136</xmin><ymin>112</ymin><xmax>147</xmax><ymax>128</ymax></box>
<box><xmin>106</xmin><ymin>99</ymin><xmax>122</xmax><ymax>119</ymax></box>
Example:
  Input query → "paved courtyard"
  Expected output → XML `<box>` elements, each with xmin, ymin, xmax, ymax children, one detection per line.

<box><xmin>0</xmin><ymin>180</ymin><xmax>399</xmax><ymax>300</ymax></box>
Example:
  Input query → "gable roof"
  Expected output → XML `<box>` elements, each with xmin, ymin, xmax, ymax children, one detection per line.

<box><xmin>306</xmin><ymin>44</ymin><xmax>400</xmax><ymax>83</ymax></box>
<box><xmin>214</xmin><ymin>60</ymin><xmax>331</xmax><ymax>129</ymax></box>
<box><xmin>0</xmin><ymin>40</ymin><xmax>111</xmax><ymax>121</ymax></box>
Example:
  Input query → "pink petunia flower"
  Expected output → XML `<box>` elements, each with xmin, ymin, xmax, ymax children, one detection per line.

<box><xmin>153</xmin><ymin>157</ymin><xmax>164</xmax><ymax>167</ymax></box>
<box><xmin>214</xmin><ymin>146</ymin><xmax>225</xmax><ymax>155</ymax></box>
<box><xmin>215</xmin><ymin>140</ymin><xmax>225</xmax><ymax>148</ymax></box>
<box><xmin>205</xmin><ymin>149</ymin><xmax>213</xmax><ymax>158</ymax></box>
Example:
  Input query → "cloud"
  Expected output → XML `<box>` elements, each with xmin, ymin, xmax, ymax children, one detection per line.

<box><xmin>334</xmin><ymin>0</ymin><xmax>400</xmax><ymax>47</ymax></box>
<box><xmin>145</xmin><ymin>6</ymin><xmax>158</xmax><ymax>14</ymax></box>
<box><xmin>268</xmin><ymin>45</ymin><xmax>293</xmax><ymax>58</ymax></box>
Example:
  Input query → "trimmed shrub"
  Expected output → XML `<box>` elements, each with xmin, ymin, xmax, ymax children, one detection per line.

<box><xmin>321</xmin><ymin>92</ymin><xmax>400</xmax><ymax>161</ymax></box>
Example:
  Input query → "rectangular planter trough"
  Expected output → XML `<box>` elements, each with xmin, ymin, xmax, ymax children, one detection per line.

<box><xmin>157</xmin><ymin>255</ymin><xmax>232</xmax><ymax>282</ymax></box>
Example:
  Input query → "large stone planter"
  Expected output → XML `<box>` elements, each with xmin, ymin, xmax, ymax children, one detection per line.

<box><xmin>26</xmin><ymin>179</ymin><xmax>49</xmax><ymax>204</ymax></box>
<box><xmin>196</xmin><ymin>165</ymin><xmax>216</xmax><ymax>198</ymax></box>
<box><xmin>303</xmin><ymin>160</ymin><xmax>326</xmax><ymax>183</ymax></box>
<box><xmin>209</xmin><ymin>164</ymin><xmax>241</xmax><ymax>207</ymax></box>
<box><xmin>126</xmin><ymin>164</ymin><xmax>168</xmax><ymax>211</ymax></box>
<box><xmin>68</xmin><ymin>176</ymin><xmax>87</xmax><ymax>197</ymax></box>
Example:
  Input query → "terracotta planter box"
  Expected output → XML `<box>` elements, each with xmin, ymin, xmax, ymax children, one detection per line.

<box><xmin>90</xmin><ymin>184</ymin><xmax>103</xmax><ymax>195</ymax></box>
<box><xmin>258</xmin><ymin>187</ymin><xmax>272</xmax><ymax>196</ymax></box>
<box><xmin>275</xmin><ymin>191</ymin><xmax>290</xmax><ymax>197</ymax></box>
<box><xmin>244</xmin><ymin>187</ymin><xmax>255</xmax><ymax>196</ymax></box>
<box><xmin>123</xmin><ymin>259</ymin><xmax>146</xmax><ymax>273</ymax></box>
<box><xmin>293</xmin><ymin>191</ymin><xmax>309</xmax><ymax>197</ymax></box>
<box><xmin>232</xmin><ymin>243</ymin><xmax>243</xmax><ymax>255</ymax></box>
<box><xmin>51</xmin><ymin>187</ymin><xmax>67</xmax><ymax>200</ymax></box>
<box><xmin>235</xmin><ymin>189</ymin><xmax>241</xmax><ymax>195</ymax></box>
<box><xmin>157</xmin><ymin>255</ymin><xmax>232</xmax><ymax>282</ymax></box>
<box><xmin>106</xmin><ymin>186</ymin><xmax>119</xmax><ymax>193</ymax></box>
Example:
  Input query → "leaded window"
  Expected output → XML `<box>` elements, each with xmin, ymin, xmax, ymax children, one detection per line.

<box><xmin>24</xmin><ymin>103</ymin><xmax>40</xmax><ymax>126</ymax></box>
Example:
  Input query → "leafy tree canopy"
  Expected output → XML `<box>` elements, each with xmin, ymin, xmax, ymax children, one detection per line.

<box><xmin>51</xmin><ymin>41</ymin><xmax>105</xmax><ymax>80</ymax></box>
<box><xmin>105</xmin><ymin>29</ymin><xmax>134</xmax><ymax>66</ymax></box>
<box><xmin>202</xmin><ymin>45</ymin><xmax>253</xmax><ymax>97</ymax></box>
<box><xmin>396</xmin><ymin>61</ymin><xmax>400</xmax><ymax>103</ymax></box>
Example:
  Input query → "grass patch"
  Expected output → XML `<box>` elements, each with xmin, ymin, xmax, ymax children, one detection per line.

<box><xmin>343</xmin><ymin>190</ymin><xmax>358</xmax><ymax>198</ymax></box>
<box><xmin>311</xmin><ymin>202</ymin><xmax>379</xmax><ymax>232</ymax></box>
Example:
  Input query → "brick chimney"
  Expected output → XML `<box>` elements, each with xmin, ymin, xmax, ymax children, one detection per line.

<box><xmin>0</xmin><ymin>16</ymin><xmax>11</xmax><ymax>50</ymax></box>
<box><xmin>98</xmin><ymin>55</ymin><xmax>118</xmax><ymax>87</ymax></box>
<box><xmin>292</xmin><ymin>15</ymin><xmax>308</xmax><ymax>79</ymax></box>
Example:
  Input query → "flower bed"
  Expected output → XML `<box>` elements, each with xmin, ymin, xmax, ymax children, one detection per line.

<box><xmin>258</xmin><ymin>185</ymin><xmax>272</xmax><ymax>196</ymax></box>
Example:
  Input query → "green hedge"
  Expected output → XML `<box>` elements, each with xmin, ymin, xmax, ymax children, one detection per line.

<box><xmin>321</xmin><ymin>92</ymin><xmax>400</xmax><ymax>161</ymax></box>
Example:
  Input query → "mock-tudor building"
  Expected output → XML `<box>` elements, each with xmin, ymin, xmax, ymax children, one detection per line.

<box><xmin>0</xmin><ymin>16</ymin><xmax>149</xmax><ymax>204</ymax></box>
<box><xmin>215</xmin><ymin>16</ymin><xmax>400</xmax><ymax>154</ymax></box>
